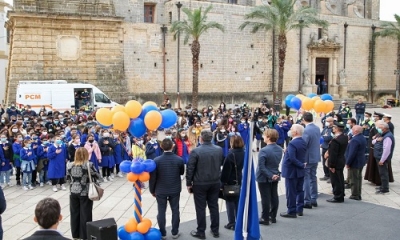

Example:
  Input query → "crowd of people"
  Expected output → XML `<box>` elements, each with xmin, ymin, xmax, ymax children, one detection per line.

<box><xmin>0</xmin><ymin>96</ymin><xmax>396</xmax><ymax>239</ymax></box>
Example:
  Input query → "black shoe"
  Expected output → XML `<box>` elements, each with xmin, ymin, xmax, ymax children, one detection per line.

<box><xmin>349</xmin><ymin>195</ymin><xmax>362</xmax><ymax>201</ymax></box>
<box><xmin>376</xmin><ymin>190</ymin><xmax>389</xmax><ymax>194</ymax></box>
<box><xmin>224</xmin><ymin>223</ymin><xmax>235</xmax><ymax>230</ymax></box>
<box><xmin>270</xmin><ymin>218</ymin><xmax>277</xmax><ymax>223</ymax></box>
<box><xmin>326</xmin><ymin>198</ymin><xmax>344</xmax><ymax>203</ymax></box>
<box><xmin>190</xmin><ymin>231</ymin><xmax>206</xmax><ymax>239</ymax></box>
<box><xmin>311</xmin><ymin>202</ymin><xmax>318</xmax><ymax>207</ymax></box>
<box><xmin>297</xmin><ymin>212</ymin><xmax>303</xmax><ymax>216</ymax></box>
<box><xmin>375</xmin><ymin>187</ymin><xmax>381</xmax><ymax>190</ymax></box>
<box><xmin>319</xmin><ymin>176</ymin><xmax>329</xmax><ymax>181</ymax></box>
<box><xmin>210</xmin><ymin>230</ymin><xmax>219</xmax><ymax>238</ymax></box>
<box><xmin>280</xmin><ymin>212</ymin><xmax>297</xmax><ymax>218</ymax></box>
<box><xmin>327</xmin><ymin>179</ymin><xmax>331</xmax><ymax>183</ymax></box>
<box><xmin>303</xmin><ymin>204</ymin><xmax>312</xmax><ymax>209</ymax></box>
<box><xmin>16</xmin><ymin>181</ymin><xmax>21</xmax><ymax>186</ymax></box>
<box><xmin>259</xmin><ymin>218</ymin><xmax>270</xmax><ymax>225</ymax></box>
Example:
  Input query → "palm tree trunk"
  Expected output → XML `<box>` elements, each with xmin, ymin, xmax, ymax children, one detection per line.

<box><xmin>277</xmin><ymin>34</ymin><xmax>287</xmax><ymax>102</ymax></box>
<box><xmin>397</xmin><ymin>39</ymin><xmax>400</xmax><ymax>101</ymax></box>
<box><xmin>191</xmin><ymin>40</ymin><xmax>200</xmax><ymax>108</ymax></box>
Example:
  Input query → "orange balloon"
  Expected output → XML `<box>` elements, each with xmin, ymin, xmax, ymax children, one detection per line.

<box><xmin>124</xmin><ymin>218</ymin><xmax>138</xmax><ymax>233</ymax></box>
<box><xmin>144</xmin><ymin>110</ymin><xmax>162</xmax><ymax>131</ymax></box>
<box><xmin>296</xmin><ymin>94</ymin><xmax>305</xmax><ymax>100</ymax></box>
<box><xmin>312</xmin><ymin>96</ymin><xmax>321</xmax><ymax>102</ymax></box>
<box><xmin>141</xmin><ymin>218</ymin><xmax>152</xmax><ymax>227</ymax></box>
<box><xmin>125</xmin><ymin>100</ymin><xmax>142</xmax><ymax>119</ymax></box>
<box><xmin>112</xmin><ymin>111</ymin><xmax>130</xmax><ymax>131</ymax></box>
<box><xmin>301</xmin><ymin>97</ymin><xmax>314</xmax><ymax>111</ymax></box>
<box><xmin>138</xmin><ymin>172</ymin><xmax>150</xmax><ymax>182</ymax></box>
<box><xmin>324</xmin><ymin>100</ymin><xmax>334</xmax><ymax>113</ymax></box>
<box><xmin>96</xmin><ymin>108</ymin><xmax>112</xmax><ymax>126</ymax></box>
<box><xmin>127</xmin><ymin>172</ymin><xmax>139</xmax><ymax>182</ymax></box>
<box><xmin>143</xmin><ymin>101</ymin><xmax>158</xmax><ymax>107</ymax></box>
<box><xmin>111</xmin><ymin>105</ymin><xmax>125</xmax><ymax>115</ymax></box>
<box><xmin>314</xmin><ymin>99</ymin><xmax>326</xmax><ymax>113</ymax></box>
<box><xmin>137</xmin><ymin>221</ymin><xmax>151</xmax><ymax>234</ymax></box>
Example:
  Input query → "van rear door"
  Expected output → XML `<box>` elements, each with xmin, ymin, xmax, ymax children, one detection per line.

<box><xmin>51</xmin><ymin>90</ymin><xmax>74</xmax><ymax>112</ymax></box>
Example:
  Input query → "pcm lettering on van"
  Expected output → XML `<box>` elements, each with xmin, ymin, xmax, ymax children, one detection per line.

<box><xmin>25</xmin><ymin>94</ymin><xmax>41</xmax><ymax>100</ymax></box>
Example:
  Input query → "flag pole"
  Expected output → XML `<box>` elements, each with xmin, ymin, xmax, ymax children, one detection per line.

<box><xmin>242</xmin><ymin>122</ymin><xmax>254</xmax><ymax>240</ymax></box>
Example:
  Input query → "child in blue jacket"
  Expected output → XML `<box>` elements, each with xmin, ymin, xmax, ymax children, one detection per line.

<box><xmin>12</xmin><ymin>134</ymin><xmax>24</xmax><ymax>186</ymax></box>
<box><xmin>20</xmin><ymin>139</ymin><xmax>36</xmax><ymax>190</ymax></box>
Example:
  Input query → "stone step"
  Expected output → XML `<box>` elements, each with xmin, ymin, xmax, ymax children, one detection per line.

<box><xmin>331</xmin><ymin>99</ymin><xmax>381</xmax><ymax>111</ymax></box>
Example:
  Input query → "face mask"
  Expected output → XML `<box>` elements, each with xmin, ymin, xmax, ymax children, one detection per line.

<box><xmin>12</xmin><ymin>129</ymin><xmax>18</xmax><ymax>133</ymax></box>
<box><xmin>1</xmin><ymin>120</ymin><xmax>4</xmax><ymax>123</ymax></box>
<box><xmin>220</xmin><ymin>129</ymin><xmax>226</xmax><ymax>133</ymax></box>
<box><xmin>26</xmin><ymin>144</ymin><xmax>31</xmax><ymax>148</ymax></box>
<box><xmin>113</xmin><ymin>135</ymin><xmax>119</xmax><ymax>139</ymax></box>
<box><xmin>138</xmin><ymin>140</ymin><xmax>144</xmax><ymax>145</ymax></box>
<box><xmin>288</xmin><ymin>131</ymin><xmax>292</xmax><ymax>138</ymax></box>
<box><xmin>346</xmin><ymin>124</ymin><xmax>351</xmax><ymax>129</ymax></box>
<box><xmin>377</xmin><ymin>128</ymin><xmax>383</xmax><ymax>134</ymax></box>
<box><xmin>364</xmin><ymin>117</ymin><xmax>369</xmax><ymax>120</ymax></box>
<box><xmin>56</xmin><ymin>139</ymin><xmax>63</xmax><ymax>145</ymax></box>
<box><xmin>342</xmin><ymin>105</ymin><xmax>345</xmax><ymax>107</ymax></box>
<box><xmin>88</xmin><ymin>139</ymin><xmax>94</xmax><ymax>143</ymax></box>
<box><xmin>151</xmin><ymin>138</ymin><xmax>157</xmax><ymax>142</ymax></box>
<box><xmin>324</xmin><ymin>122</ymin><xmax>330</xmax><ymax>127</ymax></box>
<box><xmin>103</xmin><ymin>133</ymin><xmax>110</xmax><ymax>138</ymax></box>
<box><xmin>196</xmin><ymin>124</ymin><xmax>200</xmax><ymax>127</ymax></box>
<box><xmin>333</xmin><ymin>118</ymin><xmax>337</xmax><ymax>121</ymax></box>
<box><xmin>0</xmin><ymin>138</ymin><xmax>6</xmax><ymax>142</ymax></box>
<box><xmin>258</xmin><ymin>119</ymin><xmax>262</xmax><ymax>122</ymax></box>
<box><xmin>17</xmin><ymin>137</ymin><xmax>23</xmax><ymax>141</ymax></box>
<box><xmin>43</xmin><ymin>141</ymin><xmax>49</xmax><ymax>145</ymax></box>
<box><xmin>192</xmin><ymin>130</ymin><xmax>196</xmax><ymax>133</ymax></box>
<box><xmin>241</xmin><ymin>120</ymin><xmax>246</xmax><ymax>123</ymax></box>
<box><xmin>42</xmin><ymin>132</ymin><xmax>47</xmax><ymax>136</ymax></box>
<box><xmin>24</xmin><ymin>118</ymin><xmax>29</xmax><ymax>121</ymax></box>
<box><xmin>54</xmin><ymin>121</ymin><xmax>59</xmax><ymax>124</ymax></box>
<box><xmin>331</xmin><ymin>132</ymin><xmax>335</xmax><ymax>138</ymax></box>
<box><xmin>180</xmin><ymin>133</ymin><xmax>186</xmax><ymax>137</ymax></box>
<box><xmin>33</xmin><ymin>137</ymin><xmax>38</xmax><ymax>140</ymax></box>
<box><xmin>165</xmin><ymin>136</ymin><xmax>171</xmax><ymax>139</ymax></box>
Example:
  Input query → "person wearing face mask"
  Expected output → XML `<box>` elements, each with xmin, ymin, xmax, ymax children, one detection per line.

<box><xmin>319</xmin><ymin>117</ymin><xmax>334</xmax><ymax>182</ymax></box>
<box><xmin>6</xmin><ymin>104</ymin><xmax>21</xmax><ymax>118</ymax></box>
<box><xmin>164</xmin><ymin>130</ymin><xmax>177</xmax><ymax>154</ymax></box>
<box><xmin>20</xmin><ymin>139</ymin><xmax>36</xmax><ymax>190</ymax></box>
<box><xmin>112</xmin><ymin>132</ymin><xmax>124</xmax><ymax>178</ymax></box>
<box><xmin>145</xmin><ymin>132</ymin><xmax>161</xmax><ymax>160</ymax></box>
<box><xmin>132</xmin><ymin>137</ymin><xmax>146</xmax><ymax>159</ymax></box>
<box><xmin>12</xmin><ymin>134</ymin><xmax>24</xmax><ymax>186</ymax></box>
<box><xmin>68</xmin><ymin>134</ymin><xmax>81</xmax><ymax>163</ymax></box>
<box><xmin>238</xmin><ymin>117</ymin><xmax>249</xmax><ymax>143</ymax></box>
<box><xmin>84</xmin><ymin>133</ymin><xmax>102</xmax><ymax>172</ymax></box>
<box><xmin>0</xmin><ymin>134</ymin><xmax>14</xmax><ymax>188</ymax></box>
<box><xmin>345</xmin><ymin>118</ymin><xmax>357</xmax><ymax>140</ymax></box>
<box><xmin>338</xmin><ymin>101</ymin><xmax>352</xmax><ymax>123</ymax></box>
<box><xmin>45</xmin><ymin>117</ymin><xmax>56</xmax><ymax>134</ymax></box>
<box><xmin>361</xmin><ymin>112</ymin><xmax>374</xmax><ymax>138</ymax></box>
<box><xmin>325</xmin><ymin>122</ymin><xmax>348</xmax><ymax>203</ymax></box>
<box><xmin>98</xmin><ymin>131</ymin><xmax>116</xmax><ymax>182</ymax></box>
<box><xmin>175</xmin><ymin>129</ymin><xmax>190</xmax><ymax>164</ymax></box>
<box><xmin>214</xmin><ymin>126</ymin><xmax>229</xmax><ymax>157</ymax></box>
<box><xmin>47</xmin><ymin>135</ymin><xmax>68</xmax><ymax>192</ymax></box>
<box><xmin>254</xmin><ymin>117</ymin><xmax>265</xmax><ymax>152</ymax></box>
<box><xmin>36</xmin><ymin>137</ymin><xmax>50</xmax><ymax>187</ymax></box>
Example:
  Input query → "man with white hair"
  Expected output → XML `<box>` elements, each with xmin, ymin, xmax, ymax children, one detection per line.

<box><xmin>280</xmin><ymin>124</ymin><xmax>307</xmax><ymax>218</ymax></box>
<box><xmin>373</xmin><ymin>122</ymin><xmax>395</xmax><ymax>194</ymax></box>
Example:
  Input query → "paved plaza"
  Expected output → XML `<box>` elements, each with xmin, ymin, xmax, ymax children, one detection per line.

<box><xmin>2</xmin><ymin>107</ymin><xmax>400</xmax><ymax>239</ymax></box>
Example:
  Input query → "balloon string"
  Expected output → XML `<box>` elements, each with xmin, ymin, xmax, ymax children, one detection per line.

<box><xmin>134</xmin><ymin>181</ymin><xmax>142</xmax><ymax>222</ymax></box>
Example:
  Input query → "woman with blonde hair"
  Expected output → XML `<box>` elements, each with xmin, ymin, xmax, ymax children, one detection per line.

<box><xmin>67</xmin><ymin>147</ymin><xmax>101</xmax><ymax>240</ymax></box>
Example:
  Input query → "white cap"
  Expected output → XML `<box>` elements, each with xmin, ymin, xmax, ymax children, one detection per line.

<box><xmin>383</xmin><ymin>113</ymin><xmax>392</xmax><ymax>118</ymax></box>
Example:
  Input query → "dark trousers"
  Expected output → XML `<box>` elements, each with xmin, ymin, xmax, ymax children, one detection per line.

<box><xmin>31</xmin><ymin>170</ymin><xmax>37</xmax><ymax>185</ymax></box>
<box><xmin>51</xmin><ymin>178</ymin><xmax>65</xmax><ymax>186</ymax></box>
<box><xmin>115</xmin><ymin>164</ymin><xmax>120</xmax><ymax>174</ymax></box>
<box><xmin>321</xmin><ymin>149</ymin><xmax>329</xmax><ymax>177</ymax></box>
<box><xmin>156</xmin><ymin>193</ymin><xmax>180</xmax><ymax>237</ymax></box>
<box><xmin>16</xmin><ymin>167</ymin><xmax>23</xmax><ymax>183</ymax></box>
<box><xmin>225</xmin><ymin>199</ymin><xmax>239</xmax><ymax>225</ymax></box>
<box><xmin>102</xmin><ymin>167</ymin><xmax>111</xmax><ymax>177</ymax></box>
<box><xmin>377</xmin><ymin>160</ymin><xmax>390</xmax><ymax>192</ymax></box>
<box><xmin>192</xmin><ymin>183</ymin><xmax>220</xmax><ymax>234</ymax></box>
<box><xmin>285</xmin><ymin>177</ymin><xmax>304</xmax><ymax>215</ymax></box>
<box><xmin>258</xmin><ymin>181</ymin><xmax>279</xmax><ymax>220</ymax></box>
<box><xmin>350</xmin><ymin>168</ymin><xmax>363</xmax><ymax>197</ymax></box>
<box><xmin>70</xmin><ymin>194</ymin><xmax>93</xmax><ymax>239</ymax></box>
<box><xmin>329</xmin><ymin>168</ymin><xmax>344</xmax><ymax>201</ymax></box>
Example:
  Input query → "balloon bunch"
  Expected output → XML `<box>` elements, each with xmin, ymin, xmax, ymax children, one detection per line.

<box><xmin>95</xmin><ymin>101</ymin><xmax>178</xmax><ymax>137</ymax></box>
<box><xmin>285</xmin><ymin>93</ymin><xmax>334</xmax><ymax>113</ymax></box>
<box><xmin>117</xmin><ymin>159</ymin><xmax>161</xmax><ymax>240</ymax></box>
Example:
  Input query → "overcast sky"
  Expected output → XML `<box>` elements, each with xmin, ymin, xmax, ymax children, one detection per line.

<box><xmin>3</xmin><ymin>0</ymin><xmax>399</xmax><ymax>22</ymax></box>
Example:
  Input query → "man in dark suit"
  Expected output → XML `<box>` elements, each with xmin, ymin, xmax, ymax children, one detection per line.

<box><xmin>326</xmin><ymin>122</ymin><xmax>348</xmax><ymax>203</ymax></box>
<box><xmin>302</xmin><ymin>112</ymin><xmax>321</xmax><ymax>208</ymax></box>
<box><xmin>150</xmin><ymin>138</ymin><xmax>185</xmax><ymax>239</ymax></box>
<box><xmin>0</xmin><ymin>186</ymin><xmax>5</xmax><ymax>240</ymax></box>
<box><xmin>280</xmin><ymin>124</ymin><xmax>307</xmax><ymax>218</ymax></box>
<box><xmin>186</xmin><ymin>130</ymin><xmax>224</xmax><ymax>239</ymax></box>
<box><xmin>23</xmin><ymin>198</ymin><xmax>70</xmax><ymax>240</ymax></box>
<box><xmin>345</xmin><ymin>125</ymin><xmax>367</xmax><ymax>200</ymax></box>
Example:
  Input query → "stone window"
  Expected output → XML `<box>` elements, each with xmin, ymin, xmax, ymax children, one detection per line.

<box><xmin>144</xmin><ymin>4</ymin><xmax>156</xmax><ymax>23</ymax></box>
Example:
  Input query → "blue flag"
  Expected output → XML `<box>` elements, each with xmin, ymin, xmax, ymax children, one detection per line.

<box><xmin>235</xmin><ymin>123</ymin><xmax>260</xmax><ymax>240</ymax></box>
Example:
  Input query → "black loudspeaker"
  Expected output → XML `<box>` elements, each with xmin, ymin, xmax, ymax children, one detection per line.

<box><xmin>86</xmin><ymin>218</ymin><xmax>118</xmax><ymax>240</ymax></box>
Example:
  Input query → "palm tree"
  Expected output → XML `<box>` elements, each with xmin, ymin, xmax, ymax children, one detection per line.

<box><xmin>239</xmin><ymin>0</ymin><xmax>328</xmax><ymax>101</ymax></box>
<box><xmin>170</xmin><ymin>5</ymin><xmax>224</xmax><ymax>108</ymax></box>
<box><xmin>375</xmin><ymin>14</ymin><xmax>400</xmax><ymax>100</ymax></box>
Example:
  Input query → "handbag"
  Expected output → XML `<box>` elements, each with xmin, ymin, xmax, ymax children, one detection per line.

<box><xmin>87</xmin><ymin>162</ymin><xmax>104</xmax><ymax>201</ymax></box>
<box><xmin>223</xmin><ymin>153</ymin><xmax>241</xmax><ymax>197</ymax></box>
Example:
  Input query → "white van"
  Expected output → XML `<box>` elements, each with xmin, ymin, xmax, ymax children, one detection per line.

<box><xmin>16</xmin><ymin>80</ymin><xmax>117</xmax><ymax>113</ymax></box>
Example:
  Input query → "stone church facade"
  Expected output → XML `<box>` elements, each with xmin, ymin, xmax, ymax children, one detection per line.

<box><xmin>4</xmin><ymin>0</ymin><xmax>398</xmax><ymax>107</ymax></box>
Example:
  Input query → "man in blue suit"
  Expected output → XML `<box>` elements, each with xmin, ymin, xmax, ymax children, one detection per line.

<box><xmin>345</xmin><ymin>125</ymin><xmax>367</xmax><ymax>201</ymax></box>
<box><xmin>280</xmin><ymin>124</ymin><xmax>307</xmax><ymax>218</ymax></box>
<box><xmin>302</xmin><ymin>112</ymin><xmax>321</xmax><ymax>208</ymax></box>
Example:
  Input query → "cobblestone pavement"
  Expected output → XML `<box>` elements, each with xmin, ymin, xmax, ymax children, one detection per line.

<box><xmin>2</xmin><ymin>108</ymin><xmax>399</xmax><ymax>239</ymax></box>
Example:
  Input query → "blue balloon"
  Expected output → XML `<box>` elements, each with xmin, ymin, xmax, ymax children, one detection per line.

<box><xmin>285</xmin><ymin>94</ymin><xmax>295</xmax><ymax>108</ymax></box>
<box><xmin>321</xmin><ymin>94</ymin><xmax>333</xmax><ymax>101</ymax></box>
<box><xmin>139</xmin><ymin>105</ymin><xmax>159</xmax><ymax>119</ymax></box>
<box><xmin>143</xmin><ymin>159</ymin><xmax>156</xmax><ymax>172</ymax></box>
<box><xmin>131</xmin><ymin>161</ymin><xmax>145</xmax><ymax>174</ymax></box>
<box><xmin>290</xmin><ymin>97</ymin><xmax>302</xmax><ymax>110</ymax></box>
<box><xmin>130</xmin><ymin>232</ymin><xmax>145</xmax><ymax>240</ymax></box>
<box><xmin>144</xmin><ymin>228</ymin><xmax>162</xmax><ymax>240</ymax></box>
<box><xmin>118</xmin><ymin>226</ymin><xmax>130</xmax><ymax>240</ymax></box>
<box><xmin>120</xmin><ymin>160</ymin><xmax>132</xmax><ymax>173</ymax></box>
<box><xmin>308</xmin><ymin>93</ymin><xmax>317</xmax><ymax>98</ymax></box>
<box><xmin>320</xmin><ymin>136</ymin><xmax>324</xmax><ymax>144</ymax></box>
<box><xmin>160</xmin><ymin>109</ymin><xmax>178</xmax><ymax>129</ymax></box>
<box><xmin>128</xmin><ymin>118</ymin><xmax>147</xmax><ymax>138</ymax></box>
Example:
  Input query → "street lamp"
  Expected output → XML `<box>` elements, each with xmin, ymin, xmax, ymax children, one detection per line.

<box><xmin>176</xmin><ymin>2</ymin><xmax>182</xmax><ymax>109</ymax></box>
<box><xmin>395</xmin><ymin>69</ymin><xmax>400</xmax><ymax>101</ymax></box>
<box><xmin>298</xmin><ymin>19</ymin><xmax>304</xmax><ymax>92</ymax></box>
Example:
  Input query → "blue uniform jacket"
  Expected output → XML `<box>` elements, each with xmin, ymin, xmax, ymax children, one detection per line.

<box><xmin>20</xmin><ymin>147</ymin><xmax>36</xmax><ymax>173</ymax></box>
<box><xmin>281</xmin><ymin>137</ymin><xmax>307</xmax><ymax>179</ymax></box>
<box><xmin>47</xmin><ymin>144</ymin><xmax>66</xmax><ymax>179</ymax></box>
<box><xmin>345</xmin><ymin>134</ymin><xmax>367</xmax><ymax>169</ymax></box>
<box><xmin>303</xmin><ymin>123</ymin><xmax>321</xmax><ymax>164</ymax></box>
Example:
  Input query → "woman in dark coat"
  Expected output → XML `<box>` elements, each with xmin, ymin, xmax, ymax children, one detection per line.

<box><xmin>220</xmin><ymin>135</ymin><xmax>245</xmax><ymax>230</ymax></box>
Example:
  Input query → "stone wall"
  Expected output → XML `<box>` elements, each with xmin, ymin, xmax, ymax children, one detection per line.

<box><xmin>6</xmin><ymin>12</ymin><xmax>125</xmax><ymax>103</ymax></box>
